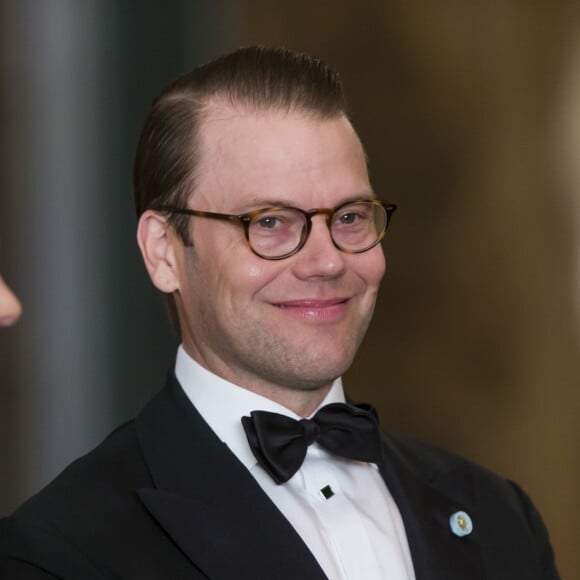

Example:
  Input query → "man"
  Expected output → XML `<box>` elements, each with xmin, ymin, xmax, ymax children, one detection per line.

<box><xmin>0</xmin><ymin>274</ymin><xmax>21</xmax><ymax>327</ymax></box>
<box><xmin>0</xmin><ymin>46</ymin><xmax>559</xmax><ymax>579</ymax></box>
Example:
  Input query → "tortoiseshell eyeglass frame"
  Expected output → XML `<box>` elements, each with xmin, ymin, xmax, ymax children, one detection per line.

<box><xmin>152</xmin><ymin>199</ymin><xmax>397</xmax><ymax>260</ymax></box>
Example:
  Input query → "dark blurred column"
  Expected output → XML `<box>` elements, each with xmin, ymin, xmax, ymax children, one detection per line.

<box><xmin>0</xmin><ymin>0</ymin><xmax>220</xmax><ymax>513</ymax></box>
<box><xmin>0</xmin><ymin>0</ymin><xmax>115</xmax><ymax>508</ymax></box>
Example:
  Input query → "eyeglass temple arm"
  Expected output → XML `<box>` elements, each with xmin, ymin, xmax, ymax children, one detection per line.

<box><xmin>152</xmin><ymin>206</ymin><xmax>243</xmax><ymax>223</ymax></box>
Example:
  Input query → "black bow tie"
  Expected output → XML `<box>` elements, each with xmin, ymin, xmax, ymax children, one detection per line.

<box><xmin>241</xmin><ymin>402</ymin><xmax>383</xmax><ymax>484</ymax></box>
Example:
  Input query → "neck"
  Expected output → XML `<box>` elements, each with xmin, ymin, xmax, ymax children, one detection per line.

<box><xmin>247</xmin><ymin>383</ymin><xmax>333</xmax><ymax>417</ymax></box>
<box><xmin>181</xmin><ymin>344</ymin><xmax>335</xmax><ymax>417</ymax></box>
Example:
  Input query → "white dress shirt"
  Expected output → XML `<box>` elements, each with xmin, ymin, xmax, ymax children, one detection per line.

<box><xmin>175</xmin><ymin>346</ymin><xmax>416</xmax><ymax>580</ymax></box>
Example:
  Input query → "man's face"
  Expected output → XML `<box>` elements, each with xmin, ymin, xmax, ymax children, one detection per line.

<box><xmin>0</xmin><ymin>274</ymin><xmax>22</xmax><ymax>327</ymax></box>
<box><xmin>173</xmin><ymin>107</ymin><xmax>386</xmax><ymax>403</ymax></box>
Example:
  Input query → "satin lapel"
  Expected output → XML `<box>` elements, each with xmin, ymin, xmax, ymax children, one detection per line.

<box><xmin>135</xmin><ymin>374</ymin><xmax>327</xmax><ymax>580</ymax></box>
<box><xmin>378</xmin><ymin>434</ymin><xmax>486</xmax><ymax>580</ymax></box>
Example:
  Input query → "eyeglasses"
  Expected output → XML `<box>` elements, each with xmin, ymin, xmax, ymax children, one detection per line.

<box><xmin>154</xmin><ymin>199</ymin><xmax>397</xmax><ymax>260</ymax></box>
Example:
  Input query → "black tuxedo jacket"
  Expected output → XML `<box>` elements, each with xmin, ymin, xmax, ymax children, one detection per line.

<box><xmin>0</xmin><ymin>374</ymin><xmax>559</xmax><ymax>579</ymax></box>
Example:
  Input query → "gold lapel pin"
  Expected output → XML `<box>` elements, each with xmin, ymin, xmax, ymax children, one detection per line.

<box><xmin>449</xmin><ymin>510</ymin><xmax>473</xmax><ymax>537</ymax></box>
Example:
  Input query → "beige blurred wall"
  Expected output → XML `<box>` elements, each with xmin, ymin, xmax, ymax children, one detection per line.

<box><xmin>222</xmin><ymin>2</ymin><xmax>580</xmax><ymax>577</ymax></box>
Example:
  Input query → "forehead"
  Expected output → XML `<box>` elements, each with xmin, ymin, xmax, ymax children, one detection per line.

<box><xmin>193</xmin><ymin>105</ymin><xmax>370</xmax><ymax>208</ymax></box>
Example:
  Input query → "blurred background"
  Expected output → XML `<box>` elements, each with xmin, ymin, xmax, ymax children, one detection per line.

<box><xmin>1</xmin><ymin>1</ymin><xmax>579</xmax><ymax>577</ymax></box>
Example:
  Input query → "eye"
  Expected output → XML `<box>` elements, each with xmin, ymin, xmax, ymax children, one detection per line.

<box><xmin>337</xmin><ymin>211</ymin><xmax>359</xmax><ymax>225</ymax></box>
<box><xmin>251</xmin><ymin>208</ymin><xmax>303</xmax><ymax>233</ymax></box>
<box><xmin>256</xmin><ymin>215</ymin><xmax>282</xmax><ymax>229</ymax></box>
<box><xmin>335</xmin><ymin>207</ymin><xmax>372</xmax><ymax>227</ymax></box>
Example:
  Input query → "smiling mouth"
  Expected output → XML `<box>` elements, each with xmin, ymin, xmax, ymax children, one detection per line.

<box><xmin>271</xmin><ymin>298</ymin><xmax>350</xmax><ymax>321</ymax></box>
<box><xmin>274</xmin><ymin>298</ymin><xmax>349</xmax><ymax>309</ymax></box>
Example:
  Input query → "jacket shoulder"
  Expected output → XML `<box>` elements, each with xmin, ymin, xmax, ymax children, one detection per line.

<box><xmin>384</xmin><ymin>429</ymin><xmax>531</xmax><ymax>511</ymax></box>
<box><xmin>0</xmin><ymin>420</ymin><xmax>152</xmax><ymax>579</ymax></box>
<box><xmin>14</xmin><ymin>419</ymin><xmax>147</xmax><ymax>518</ymax></box>
<box><xmin>382</xmin><ymin>429</ymin><xmax>560</xmax><ymax>580</ymax></box>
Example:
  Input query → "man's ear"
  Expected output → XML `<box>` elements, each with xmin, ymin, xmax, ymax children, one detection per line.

<box><xmin>137</xmin><ymin>210</ymin><xmax>181</xmax><ymax>293</ymax></box>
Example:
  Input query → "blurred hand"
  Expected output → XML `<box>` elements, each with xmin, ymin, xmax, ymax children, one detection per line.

<box><xmin>0</xmin><ymin>274</ymin><xmax>22</xmax><ymax>327</ymax></box>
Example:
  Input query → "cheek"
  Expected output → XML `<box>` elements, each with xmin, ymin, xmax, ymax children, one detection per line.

<box><xmin>356</xmin><ymin>248</ymin><xmax>386</xmax><ymax>290</ymax></box>
<box><xmin>217</xmin><ymin>255</ymin><xmax>285</xmax><ymax>303</ymax></box>
<box><xmin>374</xmin><ymin>251</ymin><xmax>387</xmax><ymax>285</ymax></box>
<box><xmin>245</xmin><ymin>261</ymin><xmax>270</xmax><ymax>281</ymax></box>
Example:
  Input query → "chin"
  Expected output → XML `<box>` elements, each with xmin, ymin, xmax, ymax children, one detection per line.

<box><xmin>289</xmin><ymin>347</ymin><xmax>356</xmax><ymax>385</ymax></box>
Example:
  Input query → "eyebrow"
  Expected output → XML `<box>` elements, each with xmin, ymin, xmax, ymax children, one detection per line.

<box><xmin>232</xmin><ymin>192</ymin><xmax>377</xmax><ymax>213</ymax></box>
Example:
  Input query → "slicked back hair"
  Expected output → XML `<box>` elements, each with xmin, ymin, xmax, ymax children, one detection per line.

<box><xmin>134</xmin><ymin>46</ymin><xmax>348</xmax><ymax>241</ymax></box>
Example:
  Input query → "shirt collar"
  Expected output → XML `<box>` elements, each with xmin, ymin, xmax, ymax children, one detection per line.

<box><xmin>174</xmin><ymin>345</ymin><xmax>346</xmax><ymax>469</ymax></box>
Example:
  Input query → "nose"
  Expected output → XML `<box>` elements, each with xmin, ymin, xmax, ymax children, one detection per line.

<box><xmin>291</xmin><ymin>215</ymin><xmax>346</xmax><ymax>279</ymax></box>
<box><xmin>0</xmin><ymin>277</ymin><xmax>23</xmax><ymax>327</ymax></box>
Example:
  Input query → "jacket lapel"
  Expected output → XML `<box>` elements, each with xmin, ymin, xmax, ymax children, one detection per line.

<box><xmin>135</xmin><ymin>374</ymin><xmax>327</xmax><ymax>580</ymax></box>
<box><xmin>379</xmin><ymin>434</ymin><xmax>486</xmax><ymax>580</ymax></box>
